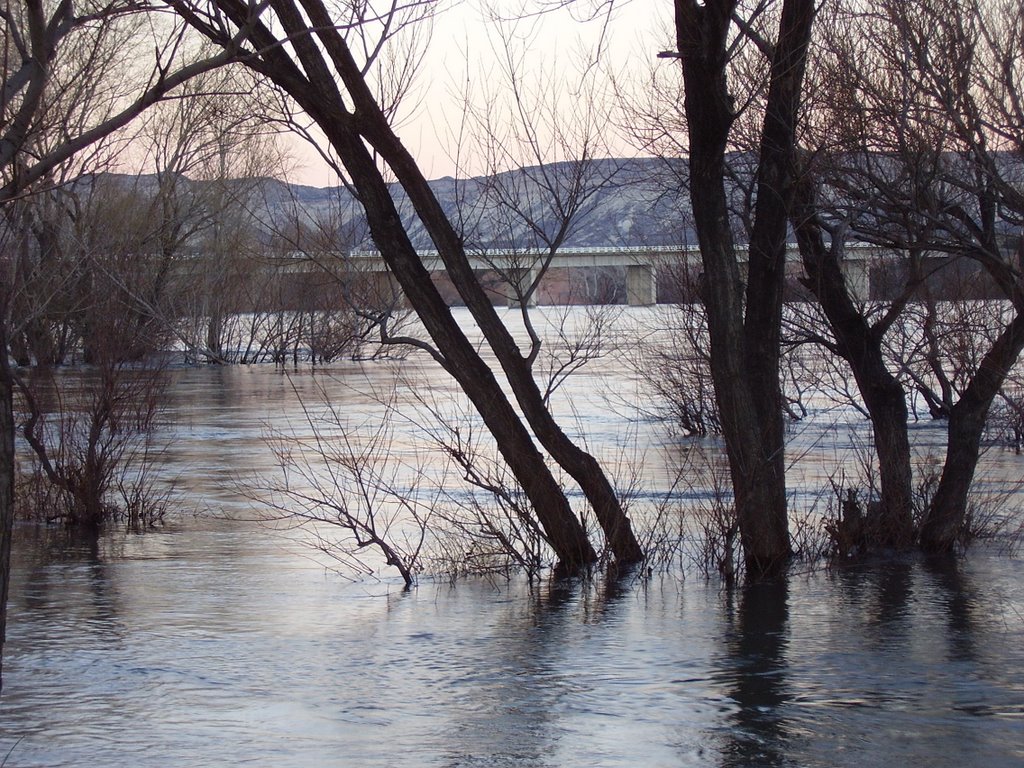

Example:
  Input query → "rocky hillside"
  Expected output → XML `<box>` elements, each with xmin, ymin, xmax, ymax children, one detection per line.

<box><xmin>237</xmin><ymin>156</ymin><xmax>697</xmax><ymax>250</ymax></box>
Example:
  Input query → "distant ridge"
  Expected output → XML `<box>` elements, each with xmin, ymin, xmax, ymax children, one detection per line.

<box><xmin>87</xmin><ymin>157</ymin><xmax>698</xmax><ymax>251</ymax></box>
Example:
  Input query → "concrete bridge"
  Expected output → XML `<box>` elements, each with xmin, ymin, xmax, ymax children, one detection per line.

<box><xmin>290</xmin><ymin>243</ymin><xmax>886</xmax><ymax>305</ymax></box>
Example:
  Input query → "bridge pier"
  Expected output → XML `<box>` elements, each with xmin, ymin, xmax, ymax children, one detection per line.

<box><xmin>508</xmin><ymin>267</ymin><xmax>538</xmax><ymax>308</ymax></box>
<box><xmin>841</xmin><ymin>259</ymin><xmax>871</xmax><ymax>302</ymax></box>
<box><xmin>626</xmin><ymin>264</ymin><xmax>658</xmax><ymax>306</ymax></box>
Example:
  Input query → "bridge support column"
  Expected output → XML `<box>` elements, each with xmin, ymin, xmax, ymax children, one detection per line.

<box><xmin>626</xmin><ymin>264</ymin><xmax>657</xmax><ymax>306</ymax></box>
<box><xmin>508</xmin><ymin>267</ymin><xmax>538</xmax><ymax>308</ymax></box>
<box><xmin>841</xmin><ymin>259</ymin><xmax>870</xmax><ymax>302</ymax></box>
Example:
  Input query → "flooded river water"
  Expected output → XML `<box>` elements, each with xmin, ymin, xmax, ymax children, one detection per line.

<box><xmin>2</xmin><ymin>307</ymin><xmax>1023</xmax><ymax>766</ymax></box>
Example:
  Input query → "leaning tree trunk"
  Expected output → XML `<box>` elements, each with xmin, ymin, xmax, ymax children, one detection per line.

<box><xmin>921</xmin><ymin>313</ymin><xmax>1024</xmax><ymax>551</ymax></box>
<box><xmin>327</xmin><ymin>114</ymin><xmax>599</xmax><ymax>571</ymax></box>
<box><xmin>202</xmin><ymin>1</ymin><xmax>598</xmax><ymax>571</ymax></box>
<box><xmin>222</xmin><ymin>0</ymin><xmax>644</xmax><ymax>566</ymax></box>
<box><xmin>358</xmin><ymin>125</ymin><xmax>644</xmax><ymax>566</ymax></box>
<box><xmin>792</xmin><ymin>186</ymin><xmax>915</xmax><ymax>547</ymax></box>
<box><xmin>303</xmin><ymin>8</ymin><xmax>643</xmax><ymax>566</ymax></box>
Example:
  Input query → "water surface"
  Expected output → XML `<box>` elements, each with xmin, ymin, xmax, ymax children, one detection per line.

<box><xmin>2</xmin><ymin>522</ymin><xmax>1023</xmax><ymax>767</ymax></box>
<box><xmin>3</xmin><ymin>307</ymin><xmax>1024</xmax><ymax>766</ymax></box>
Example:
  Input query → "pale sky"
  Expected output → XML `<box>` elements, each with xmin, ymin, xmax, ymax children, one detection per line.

<box><xmin>287</xmin><ymin>0</ymin><xmax>670</xmax><ymax>187</ymax></box>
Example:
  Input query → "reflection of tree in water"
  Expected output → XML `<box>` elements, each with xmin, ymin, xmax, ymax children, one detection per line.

<box><xmin>833</xmin><ymin>559</ymin><xmax>915</xmax><ymax>656</ymax></box>
<box><xmin>3</xmin><ymin>526</ymin><xmax>128</xmax><ymax>756</ymax></box>
<box><xmin>869</xmin><ymin>560</ymin><xmax>914</xmax><ymax>635</ymax></box>
<box><xmin>439</xmin><ymin>574</ymin><xmax>630</xmax><ymax>768</ymax></box>
<box><xmin>720</xmin><ymin>579</ymin><xmax>791</xmax><ymax>768</ymax></box>
<box><xmin>17</xmin><ymin>526</ymin><xmax>122</xmax><ymax>634</ymax></box>
<box><xmin>923</xmin><ymin>554</ymin><xmax>978</xmax><ymax>665</ymax></box>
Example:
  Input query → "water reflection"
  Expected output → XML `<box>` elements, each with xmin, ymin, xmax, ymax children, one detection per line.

<box><xmin>17</xmin><ymin>526</ymin><xmax>123</xmax><ymax>636</ymax></box>
<box><xmin>4</xmin><ymin>320</ymin><xmax>1024</xmax><ymax>767</ymax></box>
<box><xmin>422</xmin><ymin>573</ymin><xmax>642</xmax><ymax>767</ymax></box>
<box><xmin>2</xmin><ymin>526</ymin><xmax>1024</xmax><ymax>767</ymax></box>
<box><xmin>719</xmin><ymin>579</ymin><xmax>791</xmax><ymax>768</ymax></box>
<box><xmin>923</xmin><ymin>554</ymin><xmax>978</xmax><ymax>664</ymax></box>
<box><xmin>437</xmin><ymin>579</ymin><xmax>578</xmax><ymax>768</ymax></box>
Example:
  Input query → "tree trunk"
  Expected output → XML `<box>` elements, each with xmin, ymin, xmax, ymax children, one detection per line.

<box><xmin>198</xmin><ymin>5</ymin><xmax>599</xmax><ymax>569</ymax></box>
<box><xmin>677</xmin><ymin>0</ymin><xmax>782</xmax><ymax>577</ymax></box>
<box><xmin>195</xmin><ymin>0</ymin><xmax>634</xmax><ymax>567</ymax></box>
<box><xmin>0</xmin><ymin>322</ymin><xmax>15</xmax><ymax>694</ymax></box>
<box><xmin>298</xmin><ymin>1</ymin><xmax>643</xmax><ymax>566</ymax></box>
<box><xmin>674</xmin><ymin>0</ymin><xmax>815</xmax><ymax>577</ymax></box>
<box><xmin>207</xmin><ymin>310</ymin><xmax>223</xmax><ymax>362</ymax></box>
<box><xmin>921</xmin><ymin>313</ymin><xmax>1024</xmax><ymax>551</ymax></box>
<box><xmin>867</xmin><ymin>392</ymin><xmax>915</xmax><ymax>544</ymax></box>
<box><xmin>357</xmin><ymin>122</ymin><xmax>644</xmax><ymax>566</ymax></box>
<box><xmin>325</xmin><ymin>120</ymin><xmax>600</xmax><ymax>571</ymax></box>
<box><xmin>792</xmin><ymin>184</ymin><xmax>915</xmax><ymax>547</ymax></box>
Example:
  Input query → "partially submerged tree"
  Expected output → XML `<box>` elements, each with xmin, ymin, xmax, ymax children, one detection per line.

<box><xmin>792</xmin><ymin>0</ymin><xmax>1024</xmax><ymax>552</ymax></box>
<box><xmin>664</xmin><ymin>0</ymin><xmax>817</xmax><ymax>577</ymax></box>
<box><xmin>170</xmin><ymin>0</ymin><xmax>644</xmax><ymax>570</ymax></box>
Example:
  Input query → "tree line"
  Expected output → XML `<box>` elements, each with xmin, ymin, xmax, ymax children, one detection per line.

<box><xmin>2</xmin><ymin>0</ymin><xmax>1023</xmax><ymax>688</ymax></box>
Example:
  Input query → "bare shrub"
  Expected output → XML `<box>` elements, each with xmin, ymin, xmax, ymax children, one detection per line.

<box><xmin>689</xmin><ymin>494</ymin><xmax>740</xmax><ymax>583</ymax></box>
<box><xmin>631</xmin><ymin>492</ymin><xmax>687</xmax><ymax>575</ymax></box>
<box><xmin>789</xmin><ymin>503</ymin><xmax>832</xmax><ymax>564</ymax></box>
<box><xmin>961</xmin><ymin>489</ymin><xmax>1024</xmax><ymax>554</ymax></box>
<box><xmin>257</xmin><ymin>382</ymin><xmax>431</xmax><ymax>589</ymax></box>
<box><xmin>15</xmin><ymin>362</ymin><xmax>169</xmax><ymax>529</ymax></box>
<box><xmin>427</xmin><ymin>473</ymin><xmax>551</xmax><ymax>584</ymax></box>
<box><xmin>638</xmin><ymin>263</ymin><xmax>721</xmax><ymax>437</ymax></box>
<box><xmin>659</xmin><ymin>445</ymin><xmax>740</xmax><ymax>581</ymax></box>
<box><xmin>254</xmin><ymin>368</ymin><xmax>623</xmax><ymax>585</ymax></box>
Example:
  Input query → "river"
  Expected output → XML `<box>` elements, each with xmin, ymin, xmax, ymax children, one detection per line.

<box><xmin>1</xmin><ymin>307</ymin><xmax>1023</xmax><ymax>766</ymax></box>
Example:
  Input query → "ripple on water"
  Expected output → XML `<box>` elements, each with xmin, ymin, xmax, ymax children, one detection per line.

<box><xmin>4</xmin><ymin>346</ymin><xmax>1024</xmax><ymax>768</ymax></box>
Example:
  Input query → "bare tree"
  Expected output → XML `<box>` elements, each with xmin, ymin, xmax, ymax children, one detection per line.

<box><xmin>791</xmin><ymin>0</ymin><xmax>1024</xmax><ymax>552</ymax></box>
<box><xmin>635</xmin><ymin>260</ymin><xmax>723</xmax><ymax>438</ymax></box>
<box><xmin>661</xmin><ymin>0</ymin><xmax>817</xmax><ymax>577</ymax></box>
<box><xmin>120</xmin><ymin>72</ymin><xmax>292</xmax><ymax>364</ymax></box>
<box><xmin>16</xmin><ymin>357</ymin><xmax>167</xmax><ymax>529</ymax></box>
<box><xmin>170</xmin><ymin>0</ymin><xmax>648</xmax><ymax>570</ymax></box>
<box><xmin>458</xmin><ymin>22</ymin><xmax>627</xmax><ymax>302</ymax></box>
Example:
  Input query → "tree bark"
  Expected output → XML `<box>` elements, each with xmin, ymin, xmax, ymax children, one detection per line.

<box><xmin>674</xmin><ymin>0</ymin><xmax>815</xmax><ymax>577</ymax></box>
<box><xmin>741</xmin><ymin>0</ymin><xmax>817</xmax><ymax>571</ymax></box>
<box><xmin>921</xmin><ymin>313</ymin><xmax>1024</xmax><ymax>551</ymax></box>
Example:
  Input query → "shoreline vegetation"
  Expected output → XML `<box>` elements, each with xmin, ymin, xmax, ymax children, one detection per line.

<box><xmin>3</xmin><ymin>0</ymin><xmax>1024</xmax><ymax>704</ymax></box>
<box><xmin>11</xmin><ymin>307</ymin><xmax>1023</xmax><ymax>588</ymax></box>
